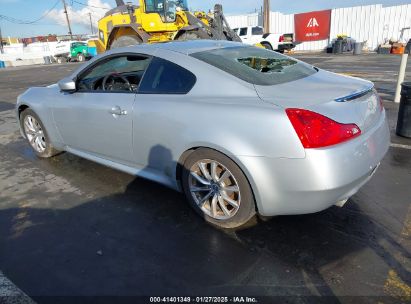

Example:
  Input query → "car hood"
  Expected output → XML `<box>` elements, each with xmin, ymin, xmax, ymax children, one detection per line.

<box><xmin>254</xmin><ymin>69</ymin><xmax>373</xmax><ymax>108</ymax></box>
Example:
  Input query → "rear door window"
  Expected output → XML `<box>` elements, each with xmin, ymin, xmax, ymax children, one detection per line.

<box><xmin>138</xmin><ymin>57</ymin><xmax>196</xmax><ymax>94</ymax></box>
<box><xmin>191</xmin><ymin>46</ymin><xmax>316</xmax><ymax>86</ymax></box>
<box><xmin>252</xmin><ymin>27</ymin><xmax>264</xmax><ymax>35</ymax></box>
<box><xmin>239</xmin><ymin>28</ymin><xmax>248</xmax><ymax>36</ymax></box>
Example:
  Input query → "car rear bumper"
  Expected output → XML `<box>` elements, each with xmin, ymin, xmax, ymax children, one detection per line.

<box><xmin>278</xmin><ymin>43</ymin><xmax>295</xmax><ymax>51</ymax></box>
<box><xmin>237</xmin><ymin>111</ymin><xmax>390</xmax><ymax>216</ymax></box>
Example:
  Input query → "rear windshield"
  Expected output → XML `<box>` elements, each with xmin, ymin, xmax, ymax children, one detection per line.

<box><xmin>191</xmin><ymin>46</ymin><xmax>316</xmax><ymax>86</ymax></box>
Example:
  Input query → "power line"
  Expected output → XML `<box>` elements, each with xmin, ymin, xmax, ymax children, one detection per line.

<box><xmin>0</xmin><ymin>23</ymin><xmax>4</xmax><ymax>54</ymax></box>
<box><xmin>72</xmin><ymin>0</ymin><xmax>109</xmax><ymax>10</ymax></box>
<box><xmin>0</xmin><ymin>0</ymin><xmax>61</xmax><ymax>25</ymax></box>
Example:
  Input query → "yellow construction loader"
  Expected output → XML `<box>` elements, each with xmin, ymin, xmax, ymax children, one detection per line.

<box><xmin>96</xmin><ymin>0</ymin><xmax>241</xmax><ymax>53</ymax></box>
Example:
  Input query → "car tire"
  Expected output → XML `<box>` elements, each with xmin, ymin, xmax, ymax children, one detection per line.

<box><xmin>182</xmin><ymin>148</ymin><xmax>256</xmax><ymax>229</ymax></box>
<box><xmin>261</xmin><ymin>42</ymin><xmax>273</xmax><ymax>50</ymax></box>
<box><xmin>56</xmin><ymin>57</ymin><xmax>66</xmax><ymax>64</ymax></box>
<box><xmin>20</xmin><ymin>109</ymin><xmax>61</xmax><ymax>158</ymax></box>
<box><xmin>77</xmin><ymin>53</ymin><xmax>85</xmax><ymax>62</ymax></box>
<box><xmin>110</xmin><ymin>35</ymin><xmax>141</xmax><ymax>49</ymax></box>
<box><xmin>177</xmin><ymin>31</ymin><xmax>202</xmax><ymax>41</ymax></box>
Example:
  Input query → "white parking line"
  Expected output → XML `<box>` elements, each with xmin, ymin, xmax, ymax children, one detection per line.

<box><xmin>0</xmin><ymin>271</ymin><xmax>35</xmax><ymax>303</ymax></box>
<box><xmin>390</xmin><ymin>143</ymin><xmax>411</xmax><ymax>150</ymax></box>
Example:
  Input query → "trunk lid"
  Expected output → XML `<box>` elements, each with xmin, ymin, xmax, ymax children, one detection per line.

<box><xmin>255</xmin><ymin>69</ymin><xmax>382</xmax><ymax>133</ymax></box>
<box><xmin>283</xmin><ymin>33</ymin><xmax>294</xmax><ymax>43</ymax></box>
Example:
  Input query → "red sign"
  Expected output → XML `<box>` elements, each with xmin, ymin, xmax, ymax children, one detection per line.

<box><xmin>294</xmin><ymin>10</ymin><xmax>331</xmax><ymax>42</ymax></box>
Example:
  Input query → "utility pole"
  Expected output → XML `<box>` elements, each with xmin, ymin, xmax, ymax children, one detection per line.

<box><xmin>263</xmin><ymin>0</ymin><xmax>270</xmax><ymax>34</ymax></box>
<box><xmin>62</xmin><ymin>0</ymin><xmax>73</xmax><ymax>40</ymax></box>
<box><xmin>0</xmin><ymin>22</ymin><xmax>4</xmax><ymax>54</ymax></box>
<box><xmin>88</xmin><ymin>13</ymin><xmax>94</xmax><ymax>35</ymax></box>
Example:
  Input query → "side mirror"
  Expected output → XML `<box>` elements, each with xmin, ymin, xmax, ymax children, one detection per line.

<box><xmin>58</xmin><ymin>77</ymin><xmax>76</xmax><ymax>92</ymax></box>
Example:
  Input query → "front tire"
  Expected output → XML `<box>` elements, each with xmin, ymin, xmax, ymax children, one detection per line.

<box><xmin>176</xmin><ymin>31</ymin><xmax>202</xmax><ymax>41</ymax></box>
<box><xmin>110</xmin><ymin>35</ymin><xmax>141</xmax><ymax>49</ymax></box>
<box><xmin>77</xmin><ymin>53</ymin><xmax>85</xmax><ymax>62</ymax></box>
<box><xmin>20</xmin><ymin>109</ymin><xmax>60</xmax><ymax>158</ymax></box>
<box><xmin>182</xmin><ymin>148</ymin><xmax>256</xmax><ymax>229</ymax></box>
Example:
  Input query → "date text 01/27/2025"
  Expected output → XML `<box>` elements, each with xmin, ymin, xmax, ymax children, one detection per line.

<box><xmin>149</xmin><ymin>297</ymin><xmax>258</xmax><ymax>303</ymax></box>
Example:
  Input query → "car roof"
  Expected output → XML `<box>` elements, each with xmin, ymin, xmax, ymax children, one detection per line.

<box><xmin>129</xmin><ymin>40</ymin><xmax>246</xmax><ymax>55</ymax></box>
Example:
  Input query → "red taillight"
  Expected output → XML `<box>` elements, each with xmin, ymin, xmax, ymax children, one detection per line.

<box><xmin>373</xmin><ymin>89</ymin><xmax>384</xmax><ymax>112</ymax></box>
<box><xmin>378</xmin><ymin>94</ymin><xmax>384</xmax><ymax>112</ymax></box>
<box><xmin>286</xmin><ymin>108</ymin><xmax>361</xmax><ymax>148</ymax></box>
<box><xmin>279</xmin><ymin>35</ymin><xmax>284</xmax><ymax>42</ymax></box>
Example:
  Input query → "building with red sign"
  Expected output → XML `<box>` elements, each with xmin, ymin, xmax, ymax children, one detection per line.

<box><xmin>294</xmin><ymin>10</ymin><xmax>331</xmax><ymax>42</ymax></box>
<box><xmin>226</xmin><ymin>3</ymin><xmax>411</xmax><ymax>52</ymax></box>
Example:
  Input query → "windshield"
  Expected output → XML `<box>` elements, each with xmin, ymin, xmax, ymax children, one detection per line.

<box><xmin>145</xmin><ymin>0</ymin><xmax>188</xmax><ymax>12</ymax></box>
<box><xmin>145</xmin><ymin>0</ymin><xmax>188</xmax><ymax>22</ymax></box>
<box><xmin>71</xmin><ymin>42</ymin><xmax>87</xmax><ymax>48</ymax></box>
<box><xmin>191</xmin><ymin>46</ymin><xmax>317</xmax><ymax>86</ymax></box>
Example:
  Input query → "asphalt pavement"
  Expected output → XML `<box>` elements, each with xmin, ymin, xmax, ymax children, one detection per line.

<box><xmin>0</xmin><ymin>54</ymin><xmax>410</xmax><ymax>303</ymax></box>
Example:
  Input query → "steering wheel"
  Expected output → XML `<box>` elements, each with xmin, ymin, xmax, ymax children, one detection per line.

<box><xmin>102</xmin><ymin>73</ymin><xmax>132</xmax><ymax>91</ymax></box>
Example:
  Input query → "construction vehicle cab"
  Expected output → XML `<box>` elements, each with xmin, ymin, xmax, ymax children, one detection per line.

<box><xmin>144</xmin><ymin>0</ymin><xmax>188</xmax><ymax>22</ymax></box>
<box><xmin>96</xmin><ymin>0</ymin><xmax>240</xmax><ymax>53</ymax></box>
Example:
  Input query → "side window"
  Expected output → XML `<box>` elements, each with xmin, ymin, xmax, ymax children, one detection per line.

<box><xmin>139</xmin><ymin>57</ymin><xmax>196</xmax><ymax>94</ymax></box>
<box><xmin>77</xmin><ymin>55</ymin><xmax>151</xmax><ymax>92</ymax></box>
<box><xmin>239</xmin><ymin>27</ymin><xmax>248</xmax><ymax>36</ymax></box>
<box><xmin>252</xmin><ymin>27</ymin><xmax>263</xmax><ymax>35</ymax></box>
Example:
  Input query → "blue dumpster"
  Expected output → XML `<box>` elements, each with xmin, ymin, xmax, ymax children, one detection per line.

<box><xmin>0</xmin><ymin>61</ymin><xmax>5</xmax><ymax>68</ymax></box>
<box><xmin>87</xmin><ymin>46</ymin><xmax>97</xmax><ymax>57</ymax></box>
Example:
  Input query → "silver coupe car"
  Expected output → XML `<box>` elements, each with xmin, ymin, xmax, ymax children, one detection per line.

<box><xmin>16</xmin><ymin>40</ymin><xmax>390</xmax><ymax>228</ymax></box>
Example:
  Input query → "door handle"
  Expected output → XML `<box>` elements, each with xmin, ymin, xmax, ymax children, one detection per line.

<box><xmin>109</xmin><ymin>106</ymin><xmax>127</xmax><ymax>116</ymax></box>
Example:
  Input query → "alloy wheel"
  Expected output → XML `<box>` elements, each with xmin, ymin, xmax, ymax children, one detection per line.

<box><xmin>189</xmin><ymin>159</ymin><xmax>241</xmax><ymax>220</ymax></box>
<box><xmin>23</xmin><ymin>115</ymin><xmax>46</xmax><ymax>153</ymax></box>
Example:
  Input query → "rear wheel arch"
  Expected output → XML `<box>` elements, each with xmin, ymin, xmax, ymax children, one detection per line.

<box><xmin>260</xmin><ymin>41</ymin><xmax>273</xmax><ymax>50</ymax></box>
<box><xmin>176</xmin><ymin>146</ymin><xmax>259</xmax><ymax>212</ymax></box>
<box><xmin>176</xmin><ymin>147</ymin><xmax>198</xmax><ymax>182</ymax></box>
<box><xmin>180</xmin><ymin>147</ymin><xmax>258</xmax><ymax>228</ymax></box>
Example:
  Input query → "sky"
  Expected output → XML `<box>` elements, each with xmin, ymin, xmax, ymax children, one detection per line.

<box><xmin>0</xmin><ymin>0</ymin><xmax>410</xmax><ymax>37</ymax></box>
